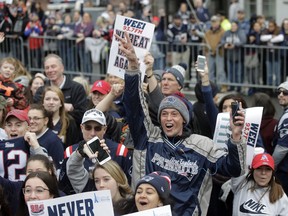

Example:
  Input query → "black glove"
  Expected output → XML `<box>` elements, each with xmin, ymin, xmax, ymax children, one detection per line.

<box><xmin>77</xmin><ymin>140</ymin><xmax>88</xmax><ymax>158</ymax></box>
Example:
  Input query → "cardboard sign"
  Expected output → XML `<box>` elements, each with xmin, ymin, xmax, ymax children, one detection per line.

<box><xmin>28</xmin><ymin>190</ymin><xmax>113</xmax><ymax>216</ymax></box>
<box><xmin>213</xmin><ymin>107</ymin><xmax>263</xmax><ymax>166</ymax></box>
<box><xmin>107</xmin><ymin>15</ymin><xmax>155</xmax><ymax>79</ymax></box>
<box><xmin>123</xmin><ymin>205</ymin><xmax>172</xmax><ymax>216</ymax></box>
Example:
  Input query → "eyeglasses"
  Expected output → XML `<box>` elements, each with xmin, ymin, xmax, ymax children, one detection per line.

<box><xmin>28</xmin><ymin>117</ymin><xmax>45</xmax><ymax>121</ymax></box>
<box><xmin>84</xmin><ymin>125</ymin><xmax>103</xmax><ymax>132</ymax></box>
<box><xmin>23</xmin><ymin>186</ymin><xmax>49</xmax><ymax>196</ymax></box>
<box><xmin>277</xmin><ymin>90</ymin><xmax>288</xmax><ymax>96</ymax></box>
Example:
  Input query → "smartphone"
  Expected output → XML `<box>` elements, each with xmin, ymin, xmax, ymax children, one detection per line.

<box><xmin>231</xmin><ymin>101</ymin><xmax>240</xmax><ymax>126</ymax></box>
<box><xmin>86</xmin><ymin>136</ymin><xmax>111</xmax><ymax>165</ymax></box>
<box><xmin>197</xmin><ymin>55</ymin><xmax>206</xmax><ymax>72</ymax></box>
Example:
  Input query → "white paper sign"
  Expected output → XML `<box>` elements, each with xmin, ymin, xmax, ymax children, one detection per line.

<box><xmin>5</xmin><ymin>0</ymin><xmax>13</xmax><ymax>4</ymax></box>
<box><xmin>213</xmin><ymin>107</ymin><xmax>263</xmax><ymax>166</ymax></box>
<box><xmin>107</xmin><ymin>15</ymin><xmax>155</xmax><ymax>79</ymax></box>
<box><xmin>123</xmin><ymin>205</ymin><xmax>172</xmax><ymax>216</ymax></box>
<box><xmin>28</xmin><ymin>190</ymin><xmax>113</xmax><ymax>216</ymax></box>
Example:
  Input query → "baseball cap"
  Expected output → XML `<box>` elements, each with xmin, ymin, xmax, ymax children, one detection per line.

<box><xmin>251</xmin><ymin>153</ymin><xmax>274</xmax><ymax>170</ymax></box>
<box><xmin>81</xmin><ymin>109</ymin><xmax>106</xmax><ymax>126</ymax></box>
<box><xmin>278</xmin><ymin>81</ymin><xmax>288</xmax><ymax>91</ymax></box>
<box><xmin>91</xmin><ymin>80</ymin><xmax>111</xmax><ymax>95</ymax></box>
<box><xmin>5</xmin><ymin>109</ymin><xmax>30</xmax><ymax>125</ymax></box>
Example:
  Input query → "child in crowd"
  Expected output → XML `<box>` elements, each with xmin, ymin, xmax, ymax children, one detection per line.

<box><xmin>114</xmin><ymin>171</ymin><xmax>173</xmax><ymax>214</ymax></box>
<box><xmin>0</xmin><ymin>57</ymin><xmax>28</xmax><ymax>110</ymax></box>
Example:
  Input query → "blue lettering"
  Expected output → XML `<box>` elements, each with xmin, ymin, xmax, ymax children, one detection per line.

<box><xmin>67</xmin><ymin>201</ymin><xmax>75</xmax><ymax>215</ymax></box>
<box><xmin>123</xmin><ymin>18</ymin><xmax>133</xmax><ymax>26</ymax></box>
<box><xmin>123</xmin><ymin>18</ymin><xmax>146</xmax><ymax>30</ymax></box>
<box><xmin>47</xmin><ymin>205</ymin><xmax>58</xmax><ymax>215</ymax></box>
<box><xmin>131</xmin><ymin>20</ymin><xmax>137</xmax><ymax>27</ymax></box>
<box><xmin>245</xmin><ymin>199</ymin><xmax>255</xmax><ymax>207</ymax></box>
<box><xmin>136</xmin><ymin>22</ymin><xmax>146</xmax><ymax>29</ymax></box>
<box><xmin>85</xmin><ymin>199</ymin><xmax>94</xmax><ymax>215</ymax></box>
<box><xmin>58</xmin><ymin>203</ymin><xmax>66</xmax><ymax>215</ymax></box>
<box><xmin>250</xmin><ymin>123</ymin><xmax>259</xmax><ymax>133</ymax></box>
<box><xmin>76</xmin><ymin>199</ymin><xmax>85</xmax><ymax>216</ymax></box>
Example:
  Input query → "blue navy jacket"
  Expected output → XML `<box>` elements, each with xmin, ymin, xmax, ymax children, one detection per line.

<box><xmin>123</xmin><ymin>70</ymin><xmax>246</xmax><ymax>216</ymax></box>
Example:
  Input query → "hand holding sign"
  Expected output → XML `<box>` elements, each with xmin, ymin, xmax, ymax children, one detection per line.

<box><xmin>108</xmin><ymin>15</ymin><xmax>155</xmax><ymax>79</ymax></box>
<box><xmin>115</xmin><ymin>32</ymin><xmax>139</xmax><ymax>70</ymax></box>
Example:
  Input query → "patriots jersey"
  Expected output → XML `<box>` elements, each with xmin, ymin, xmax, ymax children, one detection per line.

<box><xmin>0</xmin><ymin>137</ymin><xmax>30</xmax><ymax>181</ymax></box>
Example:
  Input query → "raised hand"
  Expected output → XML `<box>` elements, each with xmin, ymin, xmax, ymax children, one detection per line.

<box><xmin>115</xmin><ymin>32</ymin><xmax>138</xmax><ymax>70</ymax></box>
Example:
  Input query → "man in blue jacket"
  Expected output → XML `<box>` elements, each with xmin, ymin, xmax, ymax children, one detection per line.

<box><xmin>117</xmin><ymin>32</ymin><xmax>246</xmax><ymax>216</ymax></box>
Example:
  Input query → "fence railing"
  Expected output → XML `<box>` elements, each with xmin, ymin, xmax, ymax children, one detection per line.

<box><xmin>2</xmin><ymin>35</ymin><xmax>287</xmax><ymax>90</ymax></box>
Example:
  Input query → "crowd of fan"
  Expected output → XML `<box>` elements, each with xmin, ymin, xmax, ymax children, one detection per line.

<box><xmin>1</xmin><ymin>0</ymin><xmax>288</xmax><ymax>92</ymax></box>
<box><xmin>1</xmin><ymin>1</ymin><xmax>288</xmax><ymax>216</ymax></box>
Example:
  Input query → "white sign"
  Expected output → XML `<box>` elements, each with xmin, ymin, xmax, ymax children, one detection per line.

<box><xmin>123</xmin><ymin>205</ymin><xmax>172</xmax><ymax>216</ymax></box>
<box><xmin>28</xmin><ymin>190</ymin><xmax>113</xmax><ymax>216</ymax></box>
<box><xmin>213</xmin><ymin>107</ymin><xmax>263</xmax><ymax>166</ymax></box>
<box><xmin>107</xmin><ymin>15</ymin><xmax>155</xmax><ymax>79</ymax></box>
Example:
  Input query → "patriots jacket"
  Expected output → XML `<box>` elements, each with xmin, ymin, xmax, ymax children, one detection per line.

<box><xmin>123</xmin><ymin>69</ymin><xmax>246</xmax><ymax>216</ymax></box>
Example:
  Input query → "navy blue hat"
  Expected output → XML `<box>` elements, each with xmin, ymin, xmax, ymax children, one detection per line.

<box><xmin>136</xmin><ymin>172</ymin><xmax>171</xmax><ymax>200</ymax></box>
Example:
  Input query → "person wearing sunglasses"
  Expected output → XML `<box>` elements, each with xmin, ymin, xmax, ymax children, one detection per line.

<box><xmin>59</xmin><ymin>108</ymin><xmax>132</xmax><ymax>195</ymax></box>
<box><xmin>272</xmin><ymin>81</ymin><xmax>288</xmax><ymax>196</ymax></box>
<box><xmin>16</xmin><ymin>171</ymin><xmax>60</xmax><ymax>216</ymax></box>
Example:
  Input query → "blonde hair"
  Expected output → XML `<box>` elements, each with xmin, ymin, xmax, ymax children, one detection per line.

<box><xmin>0</xmin><ymin>57</ymin><xmax>17</xmax><ymax>78</ymax></box>
<box><xmin>93</xmin><ymin>160</ymin><xmax>132</xmax><ymax>199</ymax></box>
<box><xmin>73</xmin><ymin>75</ymin><xmax>90</xmax><ymax>96</ymax></box>
<box><xmin>41</xmin><ymin>86</ymin><xmax>69</xmax><ymax>142</ymax></box>
<box><xmin>14</xmin><ymin>58</ymin><xmax>32</xmax><ymax>80</ymax></box>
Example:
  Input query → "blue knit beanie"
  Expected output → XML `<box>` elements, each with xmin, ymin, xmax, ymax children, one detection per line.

<box><xmin>135</xmin><ymin>172</ymin><xmax>171</xmax><ymax>200</ymax></box>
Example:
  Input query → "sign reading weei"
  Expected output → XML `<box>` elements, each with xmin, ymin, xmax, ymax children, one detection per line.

<box><xmin>123</xmin><ymin>205</ymin><xmax>172</xmax><ymax>216</ymax></box>
<box><xmin>107</xmin><ymin>15</ymin><xmax>155</xmax><ymax>79</ymax></box>
<box><xmin>28</xmin><ymin>190</ymin><xmax>113</xmax><ymax>216</ymax></box>
<box><xmin>213</xmin><ymin>107</ymin><xmax>263</xmax><ymax>166</ymax></box>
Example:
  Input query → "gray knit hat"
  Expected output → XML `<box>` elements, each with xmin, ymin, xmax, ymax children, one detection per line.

<box><xmin>158</xmin><ymin>96</ymin><xmax>189</xmax><ymax>125</ymax></box>
<box><xmin>278</xmin><ymin>81</ymin><xmax>288</xmax><ymax>91</ymax></box>
<box><xmin>164</xmin><ymin>65</ymin><xmax>186</xmax><ymax>88</ymax></box>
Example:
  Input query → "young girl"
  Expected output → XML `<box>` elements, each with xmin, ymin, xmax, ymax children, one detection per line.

<box><xmin>67</xmin><ymin>154</ymin><xmax>133</xmax><ymax>214</ymax></box>
<box><xmin>0</xmin><ymin>57</ymin><xmax>28</xmax><ymax>110</ymax></box>
<box><xmin>114</xmin><ymin>172</ymin><xmax>172</xmax><ymax>215</ymax></box>
<box><xmin>28</xmin><ymin>103</ymin><xmax>64</xmax><ymax>170</ymax></box>
<box><xmin>0</xmin><ymin>154</ymin><xmax>58</xmax><ymax>215</ymax></box>
<box><xmin>232</xmin><ymin>153</ymin><xmax>288</xmax><ymax>215</ymax></box>
<box><xmin>16</xmin><ymin>171</ymin><xmax>60</xmax><ymax>216</ymax></box>
<box><xmin>42</xmin><ymin>86</ymin><xmax>81</xmax><ymax>148</ymax></box>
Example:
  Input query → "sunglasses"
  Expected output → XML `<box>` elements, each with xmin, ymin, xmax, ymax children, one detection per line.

<box><xmin>84</xmin><ymin>125</ymin><xmax>103</xmax><ymax>132</ymax></box>
<box><xmin>277</xmin><ymin>90</ymin><xmax>288</xmax><ymax>96</ymax></box>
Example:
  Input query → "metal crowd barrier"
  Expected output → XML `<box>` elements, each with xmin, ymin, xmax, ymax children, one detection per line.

<box><xmin>1</xmin><ymin>35</ymin><xmax>288</xmax><ymax>91</ymax></box>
